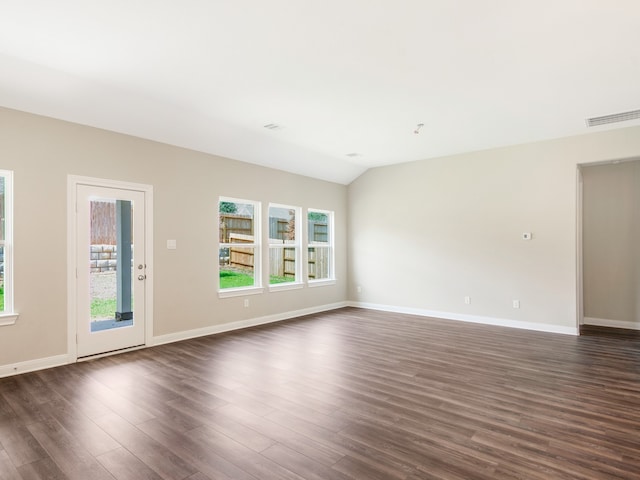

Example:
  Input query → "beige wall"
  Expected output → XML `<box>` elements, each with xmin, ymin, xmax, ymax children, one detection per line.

<box><xmin>582</xmin><ymin>160</ymin><xmax>640</xmax><ymax>327</ymax></box>
<box><xmin>348</xmin><ymin>126</ymin><xmax>640</xmax><ymax>331</ymax></box>
<box><xmin>0</xmin><ymin>107</ymin><xmax>348</xmax><ymax>368</ymax></box>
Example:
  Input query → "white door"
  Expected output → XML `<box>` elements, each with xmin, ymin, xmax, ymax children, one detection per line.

<box><xmin>76</xmin><ymin>184</ymin><xmax>147</xmax><ymax>357</ymax></box>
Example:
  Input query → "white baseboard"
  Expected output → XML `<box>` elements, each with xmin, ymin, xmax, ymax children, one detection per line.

<box><xmin>583</xmin><ymin>317</ymin><xmax>640</xmax><ymax>330</ymax></box>
<box><xmin>152</xmin><ymin>301</ymin><xmax>349</xmax><ymax>346</ymax></box>
<box><xmin>0</xmin><ymin>353</ymin><xmax>72</xmax><ymax>379</ymax></box>
<box><xmin>349</xmin><ymin>302</ymin><xmax>579</xmax><ymax>335</ymax></box>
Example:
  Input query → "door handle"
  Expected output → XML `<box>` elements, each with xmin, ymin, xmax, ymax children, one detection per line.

<box><xmin>138</xmin><ymin>275</ymin><xmax>146</xmax><ymax>280</ymax></box>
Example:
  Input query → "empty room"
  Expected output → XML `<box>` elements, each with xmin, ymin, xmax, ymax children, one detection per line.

<box><xmin>1</xmin><ymin>1</ymin><xmax>640</xmax><ymax>479</ymax></box>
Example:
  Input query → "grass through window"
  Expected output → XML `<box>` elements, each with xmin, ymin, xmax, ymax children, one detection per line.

<box><xmin>220</xmin><ymin>269</ymin><xmax>294</xmax><ymax>288</ymax></box>
<box><xmin>91</xmin><ymin>298</ymin><xmax>117</xmax><ymax>319</ymax></box>
<box><xmin>220</xmin><ymin>270</ymin><xmax>254</xmax><ymax>289</ymax></box>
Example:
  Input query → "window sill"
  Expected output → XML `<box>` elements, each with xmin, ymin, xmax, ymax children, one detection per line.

<box><xmin>268</xmin><ymin>282</ymin><xmax>304</xmax><ymax>293</ymax></box>
<box><xmin>218</xmin><ymin>286</ymin><xmax>265</xmax><ymax>299</ymax></box>
<box><xmin>308</xmin><ymin>279</ymin><xmax>336</xmax><ymax>288</ymax></box>
<box><xmin>0</xmin><ymin>313</ymin><xmax>19</xmax><ymax>326</ymax></box>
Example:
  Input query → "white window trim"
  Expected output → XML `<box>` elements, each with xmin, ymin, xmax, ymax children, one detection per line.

<box><xmin>0</xmin><ymin>170</ymin><xmax>17</xmax><ymax>325</ymax></box>
<box><xmin>268</xmin><ymin>203</ymin><xmax>302</xmax><ymax>290</ymax></box>
<box><xmin>307</xmin><ymin>208</ymin><xmax>335</xmax><ymax>285</ymax></box>
<box><xmin>218</xmin><ymin>286</ymin><xmax>265</xmax><ymax>299</ymax></box>
<box><xmin>269</xmin><ymin>281</ymin><xmax>304</xmax><ymax>292</ymax></box>
<box><xmin>308</xmin><ymin>279</ymin><xmax>336</xmax><ymax>288</ymax></box>
<box><xmin>218</xmin><ymin>196</ymin><xmax>262</xmax><ymax>297</ymax></box>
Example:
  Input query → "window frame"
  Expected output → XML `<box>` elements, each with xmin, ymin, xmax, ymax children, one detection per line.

<box><xmin>268</xmin><ymin>203</ymin><xmax>303</xmax><ymax>292</ymax></box>
<box><xmin>218</xmin><ymin>196</ymin><xmax>263</xmax><ymax>298</ymax></box>
<box><xmin>307</xmin><ymin>208</ymin><xmax>335</xmax><ymax>286</ymax></box>
<box><xmin>0</xmin><ymin>169</ymin><xmax>17</xmax><ymax>325</ymax></box>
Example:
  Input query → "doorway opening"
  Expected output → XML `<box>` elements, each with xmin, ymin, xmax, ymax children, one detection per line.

<box><xmin>578</xmin><ymin>158</ymin><xmax>640</xmax><ymax>333</ymax></box>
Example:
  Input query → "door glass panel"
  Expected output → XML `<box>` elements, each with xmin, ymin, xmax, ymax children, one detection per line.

<box><xmin>89</xmin><ymin>198</ymin><xmax>134</xmax><ymax>333</ymax></box>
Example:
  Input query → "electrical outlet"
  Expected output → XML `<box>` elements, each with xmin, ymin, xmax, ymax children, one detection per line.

<box><xmin>513</xmin><ymin>299</ymin><xmax>520</xmax><ymax>309</ymax></box>
<box><xmin>464</xmin><ymin>296</ymin><xmax>470</xmax><ymax>304</ymax></box>
<box><xmin>357</xmin><ymin>285</ymin><xmax>362</xmax><ymax>293</ymax></box>
<box><xmin>243</xmin><ymin>299</ymin><xmax>249</xmax><ymax>308</ymax></box>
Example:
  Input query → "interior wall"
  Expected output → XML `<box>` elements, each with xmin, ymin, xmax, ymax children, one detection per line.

<box><xmin>0</xmin><ymin>107</ymin><xmax>348</xmax><ymax>369</ymax></box>
<box><xmin>582</xmin><ymin>160</ymin><xmax>640</xmax><ymax>328</ymax></box>
<box><xmin>348</xmin><ymin>125</ymin><xmax>640</xmax><ymax>332</ymax></box>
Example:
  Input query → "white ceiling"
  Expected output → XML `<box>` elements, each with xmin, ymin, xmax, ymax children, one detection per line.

<box><xmin>1</xmin><ymin>1</ymin><xmax>639</xmax><ymax>184</ymax></box>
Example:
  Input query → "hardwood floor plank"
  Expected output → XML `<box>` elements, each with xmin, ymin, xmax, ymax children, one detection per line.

<box><xmin>261</xmin><ymin>443</ymin><xmax>351</xmax><ymax>480</ymax></box>
<box><xmin>92</xmin><ymin>412</ymin><xmax>197</xmax><ymax>480</ymax></box>
<box><xmin>215</xmin><ymin>404</ymin><xmax>345</xmax><ymax>467</ymax></box>
<box><xmin>332</xmin><ymin>454</ymin><xmax>409</xmax><ymax>480</ymax></box>
<box><xmin>16</xmin><ymin>457</ymin><xmax>67</xmax><ymax>480</ymax></box>
<box><xmin>35</xmin><ymin>369</ymin><xmax>113</xmax><ymax>421</ymax></box>
<box><xmin>188</xmin><ymin>425</ymin><xmax>307</xmax><ymax>480</ymax></box>
<box><xmin>180</xmin><ymin>377</ymin><xmax>275</xmax><ymax>417</ymax></box>
<box><xmin>76</xmin><ymin>375</ymin><xmax>156</xmax><ymax>425</ymax></box>
<box><xmin>0</xmin><ymin>417</ymin><xmax>48</xmax><ymax>467</ymax></box>
<box><xmin>0</xmin><ymin>449</ymin><xmax>21</xmax><ymax>480</ymax></box>
<box><xmin>136</xmin><ymin>418</ymin><xmax>258</xmax><ymax>480</ymax></box>
<box><xmin>184</xmin><ymin>474</ymin><xmax>212</xmax><ymax>480</ymax></box>
<box><xmin>96</xmin><ymin>447</ymin><xmax>163</xmax><ymax>480</ymax></box>
<box><xmin>44</xmin><ymin>398</ymin><xmax>120</xmax><ymax>457</ymax></box>
<box><xmin>0</xmin><ymin>394</ymin><xmax>15</xmax><ymax>423</ymax></box>
<box><xmin>25</xmin><ymin>417</ymin><xmax>115</xmax><ymax>480</ymax></box>
<box><xmin>0</xmin><ymin>380</ymin><xmax>50</xmax><ymax>426</ymax></box>
<box><xmin>165</xmin><ymin>397</ymin><xmax>275</xmax><ymax>452</ymax></box>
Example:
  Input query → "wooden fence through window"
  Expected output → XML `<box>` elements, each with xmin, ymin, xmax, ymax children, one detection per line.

<box><xmin>228</xmin><ymin>233</ymin><xmax>254</xmax><ymax>271</ymax></box>
<box><xmin>269</xmin><ymin>244</ymin><xmax>296</xmax><ymax>278</ymax></box>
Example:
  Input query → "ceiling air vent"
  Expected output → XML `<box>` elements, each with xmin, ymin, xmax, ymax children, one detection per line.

<box><xmin>586</xmin><ymin>109</ymin><xmax>640</xmax><ymax>127</ymax></box>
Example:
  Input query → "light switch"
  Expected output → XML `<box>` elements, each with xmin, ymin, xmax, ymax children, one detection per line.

<box><xmin>167</xmin><ymin>239</ymin><xmax>177</xmax><ymax>250</ymax></box>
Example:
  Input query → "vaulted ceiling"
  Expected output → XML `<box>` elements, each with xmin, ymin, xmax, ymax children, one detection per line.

<box><xmin>1</xmin><ymin>1</ymin><xmax>639</xmax><ymax>184</ymax></box>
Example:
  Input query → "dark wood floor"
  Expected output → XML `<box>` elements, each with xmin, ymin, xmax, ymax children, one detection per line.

<box><xmin>1</xmin><ymin>307</ymin><xmax>640</xmax><ymax>480</ymax></box>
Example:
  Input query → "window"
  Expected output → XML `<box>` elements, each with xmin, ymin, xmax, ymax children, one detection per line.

<box><xmin>0</xmin><ymin>170</ymin><xmax>16</xmax><ymax>324</ymax></box>
<box><xmin>307</xmin><ymin>209</ymin><xmax>334</xmax><ymax>284</ymax></box>
<box><xmin>218</xmin><ymin>197</ymin><xmax>262</xmax><ymax>296</ymax></box>
<box><xmin>269</xmin><ymin>204</ymin><xmax>301</xmax><ymax>288</ymax></box>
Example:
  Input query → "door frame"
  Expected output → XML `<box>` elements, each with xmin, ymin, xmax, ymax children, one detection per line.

<box><xmin>67</xmin><ymin>175</ymin><xmax>154</xmax><ymax>361</ymax></box>
<box><xmin>576</xmin><ymin>165</ymin><xmax>584</xmax><ymax>331</ymax></box>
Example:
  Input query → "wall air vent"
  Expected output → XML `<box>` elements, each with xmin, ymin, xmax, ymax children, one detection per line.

<box><xmin>586</xmin><ymin>109</ymin><xmax>640</xmax><ymax>127</ymax></box>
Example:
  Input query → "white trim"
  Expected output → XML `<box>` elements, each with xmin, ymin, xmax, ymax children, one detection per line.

<box><xmin>576</xmin><ymin>166</ymin><xmax>584</xmax><ymax>327</ymax></box>
<box><xmin>307</xmin><ymin>208</ymin><xmax>335</xmax><ymax>282</ymax></box>
<box><xmin>76</xmin><ymin>344</ymin><xmax>148</xmax><ymax>362</ymax></box>
<box><xmin>67</xmin><ymin>175</ymin><xmax>154</xmax><ymax>362</ymax></box>
<box><xmin>0</xmin><ymin>170</ymin><xmax>14</xmax><ymax>314</ymax></box>
<box><xmin>218</xmin><ymin>286</ymin><xmax>265</xmax><ymax>298</ymax></box>
<box><xmin>268</xmin><ymin>282</ymin><xmax>304</xmax><ymax>292</ymax></box>
<box><xmin>152</xmin><ymin>301</ymin><xmax>348</xmax><ymax>346</ymax></box>
<box><xmin>218</xmin><ymin>196</ymin><xmax>262</xmax><ymax>292</ymax></box>
<box><xmin>268</xmin><ymin>203</ymin><xmax>302</xmax><ymax>284</ymax></box>
<box><xmin>70</xmin><ymin>175</ymin><xmax>153</xmax><ymax>192</ymax></box>
<box><xmin>0</xmin><ymin>354</ymin><xmax>72</xmax><ymax>379</ymax></box>
<box><xmin>308</xmin><ymin>279</ymin><xmax>336</xmax><ymax>288</ymax></box>
<box><xmin>349</xmin><ymin>302</ymin><xmax>579</xmax><ymax>336</ymax></box>
<box><xmin>0</xmin><ymin>313</ymin><xmax>19</xmax><ymax>326</ymax></box>
<box><xmin>583</xmin><ymin>317</ymin><xmax>640</xmax><ymax>331</ymax></box>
